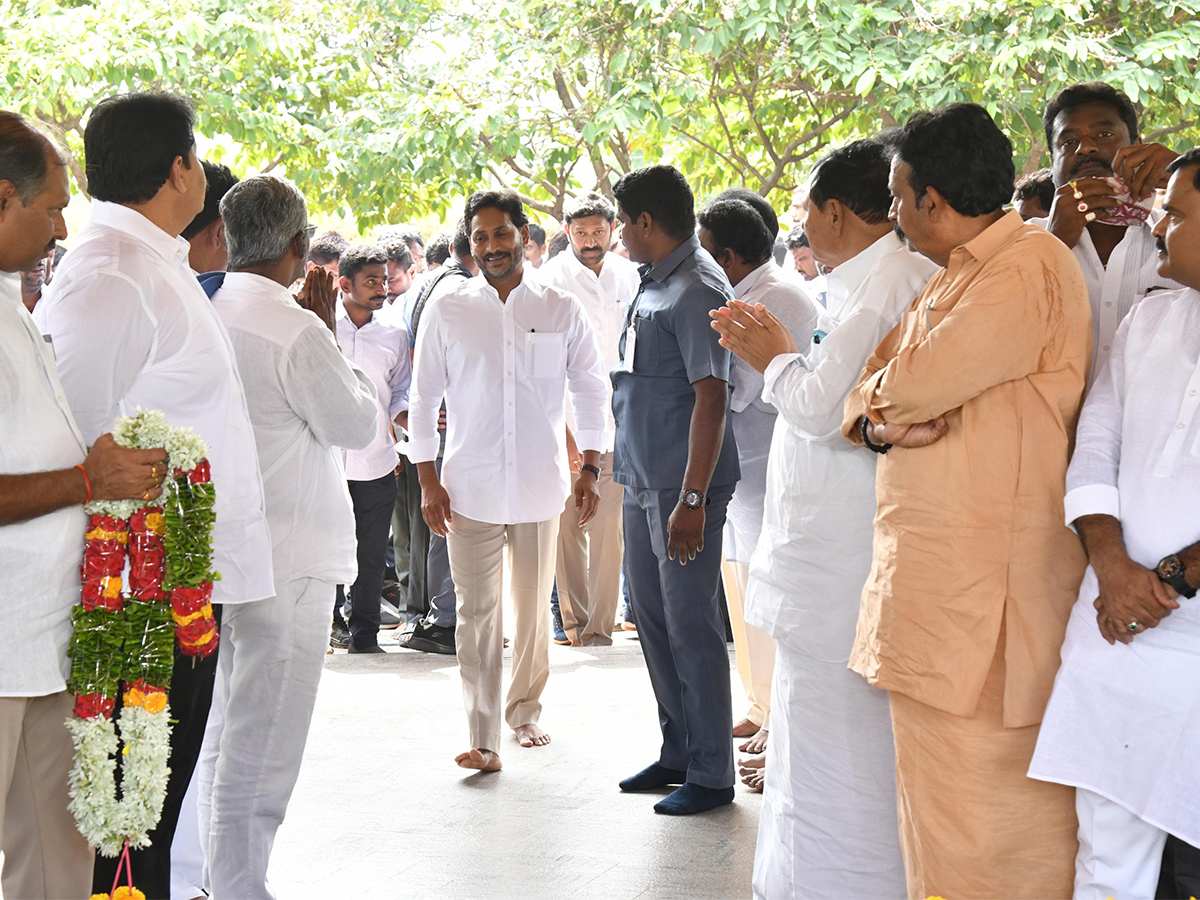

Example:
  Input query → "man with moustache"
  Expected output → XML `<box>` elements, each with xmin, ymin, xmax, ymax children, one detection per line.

<box><xmin>333</xmin><ymin>243</ymin><xmax>410</xmax><ymax>653</ymax></box>
<box><xmin>538</xmin><ymin>191</ymin><xmax>640</xmax><ymax>646</ymax></box>
<box><xmin>841</xmin><ymin>103</ymin><xmax>1091</xmax><ymax>897</ymax></box>
<box><xmin>1033</xmin><ymin>82</ymin><xmax>1181</xmax><ymax>386</ymax></box>
<box><xmin>34</xmin><ymin>92</ymin><xmax>273</xmax><ymax>898</ymax></box>
<box><xmin>409</xmin><ymin>190</ymin><xmax>608</xmax><ymax>771</ymax></box>
<box><xmin>1029</xmin><ymin>148</ymin><xmax>1200</xmax><ymax>900</ymax></box>
<box><xmin>0</xmin><ymin>110</ymin><xmax>170</xmax><ymax>900</ymax></box>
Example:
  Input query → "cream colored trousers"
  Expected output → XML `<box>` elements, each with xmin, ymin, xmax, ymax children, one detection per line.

<box><xmin>0</xmin><ymin>691</ymin><xmax>93</xmax><ymax>900</ymax></box>
<box><xmin>555</xmin><ymin>452</ymin><xmax>624</xmax><ymax>646</ymax></box>
<box><xmin>447</xmin><ymin>513</ymin><xmax>559</xmax><ymax>751</ymax></box>
<box><xmin>722</xmin><ymin>559</ymin><xmax>776</xmax><ymax>728</ymax></box>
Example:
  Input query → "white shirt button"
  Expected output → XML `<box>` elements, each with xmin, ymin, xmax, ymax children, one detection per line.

<box><xmin>1103</xmin><ymin>345</ymin><xmax>1111</xmax><ymax>352</ymax></box>
<box><xmin>1177</xmin><ymin>423</ymin><xmax>1186</xmax><ymax>430</ymax></box>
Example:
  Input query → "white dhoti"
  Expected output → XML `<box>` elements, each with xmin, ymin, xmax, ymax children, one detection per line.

<box><xmin>198</xmin><ymin>577</ymin><xmax>334</xmax><ymax>899</ymax></box>
<box><xmin>752</xmin><ymin>640</ymin><xmax>904</xmax><ymax>899</ymax></box>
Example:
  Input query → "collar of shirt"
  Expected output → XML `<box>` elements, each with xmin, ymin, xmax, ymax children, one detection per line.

<box><xmin>733</xmin><ymin>261</ymin><xmax>775</xmax><ymax>301</ymax></box>
<box><xmin>825</xmin><ymin>231</ymin><xmax>905</xmax><ymax>317</ymax></box>
<box><xmin>946</xmin><ymin>209</ymin><xmax>1024</xmax><ymax>278</ymax></box>
<box><xmin>335</xmin><ymin>298</ymin><xmax>381</xmax><ymax>329</ymax></box>
<box><xmin>646</xmin><ymin>234</ymin><xmax>701</xmax><ymax>284</ymax></box>
<box><xmin>473</xmin><ymin>267</ymin><xmax>539</xmax><ymax>304</ymax></box>
<box><xmin>0</xmin><ymin>270</ymin><xmax>19</xmax><ymax>307</ymax></box>
<box><xmin>89</xmin><ymin>200</ymin><xmax>193</xmax><ymax>267</ymax></box>
<box><xmin>220</xmin><ymin>271</ymin><xmax>295</xmax><ymax>306</ymax></box>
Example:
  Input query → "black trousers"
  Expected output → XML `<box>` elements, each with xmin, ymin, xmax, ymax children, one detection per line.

<box><xmin>337</xmin><ymin>473</ymin><xmax>397</xmax><ymax>650</ymax></box>
<box><xmin>1158</xmin><ymin>835</ymin><xmax>1200</xmax><ymax>899</ymax></box>
<box><xmin>93</xmin><ymin>605</ymin><xmax>223</xmax><ymax>900</ymax></box>
<box><xmin>398</xmin><ymin>454</ymin><xmax>429</xmax><ymax>618</ymax></box>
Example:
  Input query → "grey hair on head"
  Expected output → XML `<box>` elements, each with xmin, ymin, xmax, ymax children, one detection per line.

<box><xmin>220</xmin><ymin>174</ymin><xmax>309</xmax><ymax>270</ymax></box>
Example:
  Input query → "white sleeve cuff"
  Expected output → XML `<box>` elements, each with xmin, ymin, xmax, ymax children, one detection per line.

<box><xmin>573</xmin><ymin>429</ymin><xmax>607</xmax><ymax>453</ymax></box>
<box><xmin>762</xmin><ymin>353</ymin><xmax>803</xmax><ymax>405</ymax></box>
<box><xmin>404</xmin><ymin>435</ymin><xmax>440</xmax><ymax>464</ymax></box>
<box><xmin>1064</xmin><ymin>484</ymin><xmax>1120</xmax><ymax>527</ymax></box>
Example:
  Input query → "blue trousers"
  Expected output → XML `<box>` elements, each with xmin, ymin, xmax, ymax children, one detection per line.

<box><xmin>622</xmin><ymin>484</ymin><xmax>735</xmax><ymax>789</ymax></box>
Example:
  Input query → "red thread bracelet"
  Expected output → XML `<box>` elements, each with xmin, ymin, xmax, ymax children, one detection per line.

<box><xmin>74</xmin><ymin>464</ymin><xmax>93</xmax><ymax>504</ymax></box>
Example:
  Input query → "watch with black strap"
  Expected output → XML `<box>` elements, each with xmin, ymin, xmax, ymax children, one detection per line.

<box><xmin>679</xmin><ymin>488</ymin><xmax>710</xmax><ymax>510</ymax></box>
<box><xmin>861</xmin><ymin>416</ymin><xmax>892</xmax><ymax>455</ymax></box>
<box><xmin>580</xmin><ymin>463</ymin><xmax>601</xmax><ymax>478</ymax></box>
<box><xmin>1156</xmin><ymin>553</ymin><xmax>1197</xmax><ymax>599</ymax></box>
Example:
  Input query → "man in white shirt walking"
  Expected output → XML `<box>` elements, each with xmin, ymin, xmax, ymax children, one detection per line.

<box><xmin>698</xmin><ymin>191</ymin><xmax>820</xmax><ymax>756</ymax></box>
<box><xmin>1030</xmin><ymin>149</ymin><xmax>1200</xmax><ymax>900</ymax></box>
<box><xmin>34</xmin><ymin>91</ymin><xmax>274</xmax><ymax>898</ymax></box>
<box><xmin>538</xmin><ymin>191</ymin><xmax>640</xmax><ymax>646</ymax></box>
<box><xmin>1032</xmin><ymin>81</ymin><xmax>1181</xmax><ymax>386</ymax></box>
<box><xmin>712</xmin><ymin>137</ymin><xmax>937</xmax><ymax>898</ymax></box>
<box><xmin>0</xmin><ymin>110</ymin><xmax>170</xmax><ymax>900</ymax></box>
<box><xmin>201</xmin><ymin>175</ymin><xmax>378</xmax><ymax>898</ymax></box>
<box><xmin>409</xmin><ymin>190</ymin><xmax>608</xmax><ymax>772</ymax></box>
<box><xmin>333</xmin><ymin>243</ymin><xmax>411</xmax><ymax>653</ymax></box>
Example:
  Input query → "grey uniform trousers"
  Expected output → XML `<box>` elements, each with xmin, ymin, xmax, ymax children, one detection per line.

<box><xmin>622</xmin><ymin>483</ymin><xmax>735</xmax><ymax>789</ymax></box>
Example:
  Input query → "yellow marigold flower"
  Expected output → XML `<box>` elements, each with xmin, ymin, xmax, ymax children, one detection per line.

<box><xmin>123</xmin><ymin>686</ymin><xmax>145</xmax><ymax>708</ymax></box>
<box><xmin>171</xmin><ymin>603</ymin><xmax>212</xmax><ymax>627</ymax></box>
<box><xmin>144</xmin><ymin>512</ymin><xmax>165</xmax><ymax>535</ymax></box>
<box><xmin>89</xmin><ymin>893</ymin><xmax>110</xmax><ymax>900</ymax></box>
<box><xmin>143</xmin><ymin>692</ymin><xmax>167</xmax><ymax>714</ymax></box>
<box><xmin>102</xmin><ymin>576</ymin><xmax>122</xmax><ymax>599</ymax></box>
<box><xmin>112</xmin><ymin>887</ymin><xmax>147</xmax><ymax>900</ymax></box>
<box><xmin>85</xmin><ymin>527</ymin><xmax>128</xmax><ymax>543</ymax></box>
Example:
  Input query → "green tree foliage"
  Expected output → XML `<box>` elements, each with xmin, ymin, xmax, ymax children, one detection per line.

<box><xmin>2</xmin><ymin>0</ymin><xmax>1198</xmax><ymax>229</ymax></box>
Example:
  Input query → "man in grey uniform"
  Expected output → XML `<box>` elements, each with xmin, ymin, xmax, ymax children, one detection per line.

<box><xmin>611</xmin><ymin>165</ymin><xmax>741</xmax><ymax>816</ymax></box>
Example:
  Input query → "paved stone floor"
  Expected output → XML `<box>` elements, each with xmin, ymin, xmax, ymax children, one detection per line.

<box><xmin>268</xmin><ymin>630</ymin><xmax>760</xmax><ymax>899</ymax></box>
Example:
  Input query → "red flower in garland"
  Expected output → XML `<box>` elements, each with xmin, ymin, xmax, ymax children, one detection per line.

<box><xmin>74</xmin><ymin>692</ymin><xmax>116</xmax><ymax>720</ymax></box>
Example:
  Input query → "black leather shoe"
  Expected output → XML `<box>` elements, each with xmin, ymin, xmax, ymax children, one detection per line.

<box><xmin>397</xmin><ymin>620</ymin><xmax>456</xmax><ymax>655</ymax></box>
<box><xmin>348</xmin><ymin>643</ymin><xmax>386</xmax><ymax>654</ymax></box>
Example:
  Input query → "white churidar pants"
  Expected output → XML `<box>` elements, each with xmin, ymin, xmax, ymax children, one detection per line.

<box><xmin>197</xmin><ymin>577</ymin><xmax>334</xmax><ymax>899</ymax></box>
<box><xmin>1075</xmin><ymin>787</ymin><xmax>1168</xmax><ymax>900</ymax></box>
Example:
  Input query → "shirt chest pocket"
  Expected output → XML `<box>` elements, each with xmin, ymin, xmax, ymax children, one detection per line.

<box><xmin>631</xmin><ymin>313</ymin><xmax>660</xmax><ymax>372</ymax></box>
<box><xmin>525</xmin><ymin>332</ymin><xmax>567</xmax><ymax>378</ymax></box>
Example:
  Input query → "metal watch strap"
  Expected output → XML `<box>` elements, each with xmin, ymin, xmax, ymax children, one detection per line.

<box><xmin>580</xmin><ymin>463</ymin><xmax>601</xmax><ymax>478</ymax></box>
<box><xmin>679</xmin><ymin>489</ymin><xmax>709</xmax><ymax>509</ymax></box>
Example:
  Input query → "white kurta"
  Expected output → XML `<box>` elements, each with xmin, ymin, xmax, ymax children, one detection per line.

<box><xmin>743</xmin><ymin>232</ymin><xmax>937</xmax><ymax>899</ymax></box>
<box><xmin>1030</xmin><ymin>286</ymin><xmax>1200</xmax><ymax>847</ymax></box>
<box><xmin>724</xmin><ymin>263</ymin><xmax>819</xmax><ymax>565</ymax></box>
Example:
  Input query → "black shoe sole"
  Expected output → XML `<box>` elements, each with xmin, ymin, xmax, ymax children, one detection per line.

<box><xmin>403</xmin><ymin>635</ymin><xmax>456</xmax><ymax>655</ymax></box>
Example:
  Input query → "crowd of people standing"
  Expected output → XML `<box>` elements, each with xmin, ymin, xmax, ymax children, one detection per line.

<box><xmin>2</xmin><ymin>77</ymin><xmax>1200</xmax><ymax>900</ymax></box>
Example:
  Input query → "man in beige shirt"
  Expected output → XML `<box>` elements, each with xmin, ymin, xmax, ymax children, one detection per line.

<box><xmin>842</xmin><ymin>103</ymin><xmax>1092</xmax><ymax>899</ymax></box>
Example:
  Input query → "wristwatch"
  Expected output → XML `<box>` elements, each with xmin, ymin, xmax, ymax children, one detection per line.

<box><xmin>679</xmin><ymin>488</ymin><xmax>709</xmax><ymax>510</ymax></box>
<box><xmin>1156</xmin><ymin>553</ymin><xmax>1197</xmax><ymax>599</ymax></box>
<box><xmin>580</xmin><ymin>463</ymin><xmax>601</xmax><ymax>478</ymax></box>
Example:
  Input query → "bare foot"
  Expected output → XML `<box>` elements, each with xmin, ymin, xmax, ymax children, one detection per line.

<box><xmin>742</xmin><ymin>769</ymin><xmax>764</xmax><ymax>792</ymax></box>
<box><xmin>514</xmin><ymin>723</ymin><xmax>551</xmax><ymax>747</ymax></box>
<box><xmin>732</xmin><ymin>717</ymin><xmax>759</xmax><ymax>738</ymax></box>
<box><xmin>455</xmin><ymin>748</ymin><xmax>502</xmax><ymax>771</ymax></box>
<box><xmin>738</xmin><ymin>755</ymin><xmax>765</xmax><ymax>774</ymax></box>
<box><xmin>738</xmin><ymin>727</ymin><xmax>768</xmax><ymax>754</ymax></box>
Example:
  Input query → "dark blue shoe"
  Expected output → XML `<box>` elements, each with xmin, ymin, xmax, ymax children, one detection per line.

<box><xmin>551</xmin><ymin>605</ymin><xmax>569</xmax><ymax>645</ymax></box>
<box><xmin>653</xmin><ymin>782</ymin><xmax>735</xmax><ymax>815</ymax></box>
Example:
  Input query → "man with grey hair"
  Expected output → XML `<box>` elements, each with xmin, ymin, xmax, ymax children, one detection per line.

<box><xmin>202</xmin><ymin>174</ymin><xmax>378</xmax><ymax>898</ymax></box>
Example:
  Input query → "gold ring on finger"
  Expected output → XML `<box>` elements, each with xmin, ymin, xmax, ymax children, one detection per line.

<box><xmin>1128</xmin><ymin>620</ymin><xmax>1142</xmax><ymax>632</ymax></box>
<box><xmin>1078</xmin><ymin>202</ymin><xmax>1088</xmax><ymax>213</ymax></box>
<box><xmin>1085</xmin><ymin>212</ymin><xmax>1096</xmax><ymax>223</ymax></box>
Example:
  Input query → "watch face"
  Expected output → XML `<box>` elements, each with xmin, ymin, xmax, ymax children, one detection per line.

<box><xmin>684</xmin><ymin>490</ymin><xmax>703</xmax><ymax>508</ymax></box>
<box><xmin>1159</xmin><ymin>556</ymin><xmax>1185</xmax><ymax>579</ymax></box>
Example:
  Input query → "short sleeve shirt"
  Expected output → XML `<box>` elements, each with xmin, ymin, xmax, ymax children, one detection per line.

<box><xmin>611</xmin><ymin>235</ymin><xmax>741</xmax><ymax>490</ymax></box>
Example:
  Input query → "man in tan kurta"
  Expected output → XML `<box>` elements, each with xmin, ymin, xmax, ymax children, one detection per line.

<box><xmin>841</xmin><ymin>104</ymin><xmax>1092</xmax><ymax>899</ymax></box>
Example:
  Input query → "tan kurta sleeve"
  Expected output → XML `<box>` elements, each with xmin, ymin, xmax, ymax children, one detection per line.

<box><xmin>858</xmin><ymin>246</ymin><xmax>1053</xmax><ymax>426</ymax></box>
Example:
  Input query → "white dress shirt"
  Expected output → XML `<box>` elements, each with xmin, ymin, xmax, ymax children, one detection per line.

<box><xmin>408</xmin><ymin>270</ymin><xmax>609</xmax><ymax>524</ymax></box>
<box><xmin>1030</xmin><ymin>214</ymin><xmax>1181</xmax><ymax>384</ymax></box>
<box><xmin>537</xmin><ymin>249</ymin><xmax>640</xmax><ymax>452</ymax></box>
<box><xmin>0</xmin><ymin>272</ymin><xmax>88</xmax><ymax>695</ymax></box>
<box><xmin>1030</xmin><ymin>287</ymin><xmax>1200</xmax><ymax>847</ymax></box>
<box><xmin>211</xmin><ymin>273</ymin><xmax>379</xmax><ymax>586</ymax></box>
<box><xmin>35</xmin><ymin>201</ymin><xmax>274</xmax><ymax>606</ymax></box>
<box><xmin>742</xmin><ymin>232</ymin><xmax>938</xmax><ymax>654</ymax></box>
<box><xmin>724</xmin><ymin>262</ymin><xmax>820</xmax><ymax>563</ymax></box>
<box><xmin>334</xmin><ymin>303</ymin><xmax>410</xmax><ymax>481</ymax></box>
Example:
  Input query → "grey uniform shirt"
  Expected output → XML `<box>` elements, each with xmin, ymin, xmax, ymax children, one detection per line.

<box><xmin>611</xmin><ymin>234</ymin><xmax>741</xmax><ymax>490</ymax></box>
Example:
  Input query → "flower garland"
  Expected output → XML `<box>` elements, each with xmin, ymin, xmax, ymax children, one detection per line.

<box><xmin>66</xmin><ymin>410</ymin><xmax>220</xmax><ymax>879</ymax></box>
